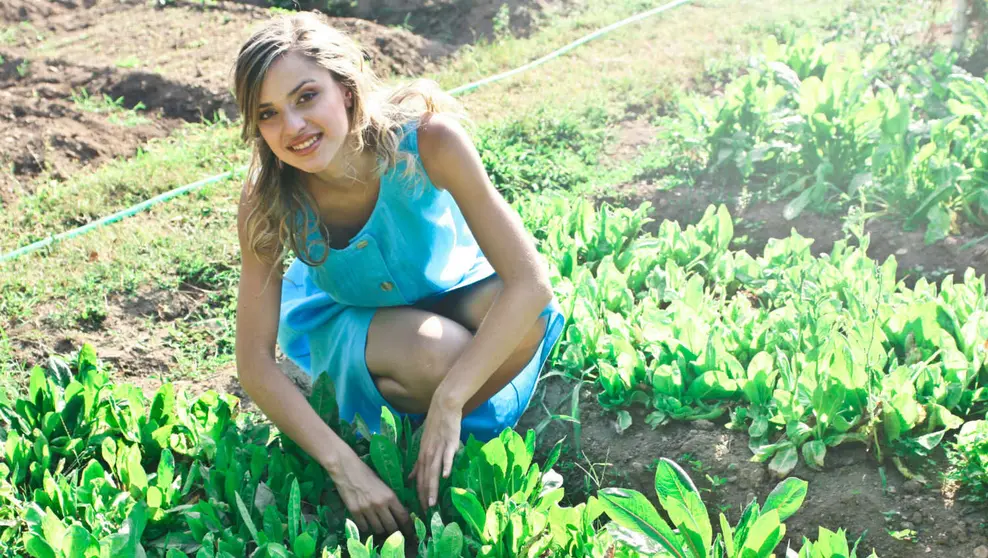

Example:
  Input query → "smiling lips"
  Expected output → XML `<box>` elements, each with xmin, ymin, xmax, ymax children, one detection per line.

<box><xmin>288</xmin><ymin>133</ymin><xmax>322</xmax><ymax>155</ymax></box>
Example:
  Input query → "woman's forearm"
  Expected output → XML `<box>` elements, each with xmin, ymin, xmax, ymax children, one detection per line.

<box><xmin>435</xmin><ymin>279</ymin><xmax>553</xmax><ymax>410</ymax></box>
<box><xmin>237</xmin><ymin>357</ymin><xmax>353</xmax><ymax>475</ymax></box>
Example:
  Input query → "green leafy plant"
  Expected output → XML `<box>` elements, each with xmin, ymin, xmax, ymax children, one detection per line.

<box><xmin>790</xmin><ymin>527</ymin><xmax>877</xmax><ymax>558</ymax></box>
<box><xmin>946</xmin><ymin>420</ymin><xmax>988</xmax><ymax>503</ymax></box>
<box><xmin>599</xmin><ymin>457</ymin><xmax>808</xmax><ymax>558</ymax></box>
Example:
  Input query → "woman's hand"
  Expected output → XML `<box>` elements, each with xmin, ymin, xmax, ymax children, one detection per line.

<box><xmin>329</xmin><ymin>447</ymin><xmax>411</xmax><ymax>536</ymax></box>
<box><xmin>409</xmin><ymin>395</ymin><xmax>462</xmax><ymax>511</ymax></box>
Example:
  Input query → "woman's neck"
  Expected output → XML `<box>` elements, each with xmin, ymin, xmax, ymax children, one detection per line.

<box><xmin>310</xmin><ymin>142</ymin><xmax>378</xmax><ymax>193</ymax></box>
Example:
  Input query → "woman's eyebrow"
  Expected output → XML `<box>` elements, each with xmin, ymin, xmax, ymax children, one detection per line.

<box><xmin>258</xmin><ymin>79</ymin><xmax>316</xmax><ymax>109</ymax></box>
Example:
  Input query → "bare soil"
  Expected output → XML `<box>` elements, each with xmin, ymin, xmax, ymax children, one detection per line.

<box><xmin>0</xmin><ymin>0</ymin><xmax>472</xmax><ymax>206</ymax></box>
<box><xmin>517</xmin><ymin>375</ymin><xmax>988</xmax><ymax>558</ymax></box>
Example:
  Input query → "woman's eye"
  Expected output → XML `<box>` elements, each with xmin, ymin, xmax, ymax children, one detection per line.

<box><xmin>299</xmin><ymin>92</ymin><xmax>316</xmax><ymax>103</ymax></box>
<box><xmin>259</xmin><ymin>110</ymin><xmax>274</xmax><ymax>121</ymax></box>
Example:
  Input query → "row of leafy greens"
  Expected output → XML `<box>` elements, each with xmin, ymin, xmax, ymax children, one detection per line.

<box><xmin>1</xmin><ymin>341</ymin><xmax>873</xmax><ymax>557</ymax></box>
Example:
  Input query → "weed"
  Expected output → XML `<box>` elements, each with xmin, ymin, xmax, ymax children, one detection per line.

<box><xmin>946</xmin><ymin>420</ymin><xmax>988</xmax><ymax>503</ymax></box>
<box><xmin>114</xmin><ymin>55</ymin><xmax>141</xmax><ymax>69</ymax></box>
<box><xmin>70</xmin><ymin>88</ymin><xmax>150</xmax><ymax>127</ymax></box>
<box><xmin>492</xmin><ymin>3</ymin><xmax>512</xmax><ymax>41</ymax></box>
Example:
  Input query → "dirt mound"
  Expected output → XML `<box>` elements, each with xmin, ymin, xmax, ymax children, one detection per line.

<box><xmin>0</xmin><ymin>54</ymin><xmax>174</xmax><ymax>205</ymax></box>
<box><xmin>0</xmin><ymin>0</ymin><xmax>143</xmax><ymax>30</ymax></box>
<box><xmin>225</xmin><ymin>0</ymin><xmax>560</xmax><ymax>46</ymax></box>
<box><xmin>16</xmin><ymin>4</ymin><xmax>454</xmax><ymax>94</ymax></box>
<box><xmin>344</xmin><ymin>0</ymin><xmax>559</xmax><ymax>46</ymax></box>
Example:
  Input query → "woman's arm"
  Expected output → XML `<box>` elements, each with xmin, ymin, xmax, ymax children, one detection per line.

<box><xmin>234</xmin><ymin>186</ymin><xmax>410</xmax><ymax>534</ymax></box>
<box><xmin>416</xmin><ymin>113</ymin><xmax>554</xmax><ymax>415</ymax></box>
<box><xmin>410</xmin><ymin>113</ymin><xmax>554</xmax><ymax>507</ymax></box>
<box><xmin>234</xmin><ymin>185</ymin><xmax>348</xmax><ymax>473</ymax></box>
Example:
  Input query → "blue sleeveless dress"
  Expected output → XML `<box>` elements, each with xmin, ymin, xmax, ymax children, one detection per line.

<box><xmin>276</xmin><ymin>119</ymin><xmax>565</xmax><ymax>442</ymax></box>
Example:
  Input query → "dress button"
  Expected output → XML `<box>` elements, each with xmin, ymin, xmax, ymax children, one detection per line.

<box><xmin>355</xmin><ymin>240</ymin><xmax>368</xmax><ymax>249</ymax></box>
<box><xmin>380</xmin><ymin>281</ymin><xmax>394</xmax><ymax>292</ymax></box>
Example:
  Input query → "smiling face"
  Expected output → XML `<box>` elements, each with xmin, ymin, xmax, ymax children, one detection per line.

<box><xmin>256</xmin><ymin>51</ymin><xmax>352</xmax><ymax>175</ymax></box>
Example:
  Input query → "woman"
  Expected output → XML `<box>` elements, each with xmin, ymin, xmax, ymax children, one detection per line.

<box><xmin>232</xmin><ymin>12</ymin><xmax>564</xmax><ymax>536</ymax></box>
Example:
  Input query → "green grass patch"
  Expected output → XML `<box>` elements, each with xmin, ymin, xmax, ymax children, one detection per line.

<box><xmin>114</xmin><ymin>55</ymin><xmax>141</xmax><ymax>69</ymax></box>
<box><xmin>70</xmin><ymin>88</ymin><xmax>151</xmax><ymax>127</ymax></box>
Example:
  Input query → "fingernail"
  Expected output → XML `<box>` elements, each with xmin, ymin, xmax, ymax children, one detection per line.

<box><xmin>429</xmin><ymin>497</ymin><xmax>435</xmax><ymax>507</ymax></box>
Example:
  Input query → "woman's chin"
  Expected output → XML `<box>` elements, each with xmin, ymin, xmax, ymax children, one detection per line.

<box><xmin>289</xmin><ymin>156</ymin><xmax>329</xmax><ymax>175</ymax></box>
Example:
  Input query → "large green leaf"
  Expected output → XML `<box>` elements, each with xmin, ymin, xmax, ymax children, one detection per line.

<box><xmin>288</xmin><ymin>479</ymin><xmax>301</xmax><ymax>549</ymax></box>
<box><xmin>768</xmin><ymin>445</ymin><xmax>798</xmax><ymax>478</ymax></box>
<box><xmin>23</xmin><ymin>534</ymin><xmax>56</xmax><ymax>558</ymax></box>
<box><xmin>150</xmin><ymin>384</ymin><xmax>175</xmax><ymax>425</ymax></box>
<box><xmin>437</xmin><ymin>522</ymin><xmax>464</xmax><ymax>556</ymax></box>
<box><xmin>370</xmin><ymin>435</ymin><xmax>404</xmax><ymax>493</ymax></box>
<box><xmin>739</xmin><ymin>510</ymin><xmax>784</xmax><ymax>557</ymax></box>
<box><xmin>308</xmin><ymin>374</ymin><xmax>340</xmax><ymax>431</ymax></box>
<box><xmin>599</xmin><ymin>488</ymin><xmax>685</xmax><ymax>558</ymax></box>
<box><xmin>450</xmin><ymin>488</ymin><xmax>486</xmax><ymax>538</ymax></box>
<box><xmin>233</xmin><ymin>491</ymin><xmax>261</xmax><ymax>545</ymax></box>
<box><xmin>293</xmin><ymin>532</ymin><xmax>317</xmax><ymax>558</ymax></box>
<box><xmin>380</xmin><ymin>531</ymin><xmax>405</xmax><ymax>558</ymax></box>
<box><xmin>653</xmin><ymin>458</ymin><xmax>711</xmax><ymax>556</ymax></box>
<box><xmin>761</xmin><ymin>478</ymin><xmax>807</xmax><ymax>522</ymax></box>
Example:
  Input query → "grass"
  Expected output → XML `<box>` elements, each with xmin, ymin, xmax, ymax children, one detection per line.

<box><xmin>425</xmin><ymin>0</ymin><xmax>863</xmax><ymax>123</ymax></box>
<box><xmin>0</xmin><ymin>0</ymin><xmax>905</xmax><ymax>392</ymax></box>
<box><xmin>0</xmin><ymin>22</ymin><xmax>44</xmax><ymax>46</ymax></box>
<box><xmin>114</xmin><ymin>55</ymin><xmax>142</xmax><ymax>69</ymax></box>
<box><xmin>70</xmin><ymin>88</ymin><xmax>152</xmax><ymax>127</ymax></box>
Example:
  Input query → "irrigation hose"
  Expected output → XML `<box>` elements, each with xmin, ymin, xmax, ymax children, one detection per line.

<box><xmin>0</xmin><ymin>0</ymin><xmax>693</xmax><ymax>264</ymax></box>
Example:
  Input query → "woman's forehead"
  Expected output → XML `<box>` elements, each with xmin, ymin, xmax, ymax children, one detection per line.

<box><xmin>259</xmin><ymin>53</ymin><xmax>332</xmax><ymax>104</ymax></box>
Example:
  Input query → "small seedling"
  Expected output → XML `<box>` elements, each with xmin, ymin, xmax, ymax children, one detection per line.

<box><xmin>114</xmin><ymin>56</ymin><xmax>141</xmax><ymax>69</ymax></box>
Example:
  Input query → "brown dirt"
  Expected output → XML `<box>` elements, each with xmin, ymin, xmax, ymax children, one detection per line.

<box><xmin>0</xmin><ymin>1</ymin><xmax>459</xmax><ymax>207</ymax></box>
<box><xmin>227</xmin><ymin>0</ymin><xmax>561</xmax><ymax>46</ymax></box>
<box><xmin>0</xmin><ymin>54</ymin><xmax>175</xmax><ymax>205</ymax></box>
<box><xmin>3</xmin><ymin>284</ymin><xmax>225</xmax><ymax>383</ymax></box>
<box><xmin>517</xmin><ymin>375</ymin><xmax>988</xmax><ymax>558</ymax></box>
<box><xmin>600</xmin><ymin>117</ymin><xmax>662</xmax><ymax>167</ymax></box>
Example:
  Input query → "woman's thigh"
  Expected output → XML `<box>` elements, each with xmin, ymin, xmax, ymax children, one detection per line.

<box><xmin>364</xmin><ymin>307</ymin><xmax>472</xmax><ymax>413</ymax></box>
<box><xmin>365</xmin><ymin>278</ymin><xmax>548</xmax><ymax>414</ymax></box>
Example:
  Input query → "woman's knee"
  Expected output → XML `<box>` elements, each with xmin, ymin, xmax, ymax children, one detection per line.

<box><xmin>366</xmin><ymin>308</ymin><xmax>472</xmax><ymax>392</ymax></box>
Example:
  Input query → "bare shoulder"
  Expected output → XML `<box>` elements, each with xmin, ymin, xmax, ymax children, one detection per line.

<box><xmin>415</xmin><ymin>112</ymin><xmax>473</xmax><ymax>162</ymax></box>
<box><xmin>414</xmin><ymin>112</ymin><xmax>482</xmax><ymax>192</ymax></box>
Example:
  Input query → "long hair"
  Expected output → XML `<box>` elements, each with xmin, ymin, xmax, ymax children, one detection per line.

<box><xmin>233</xmin><ymin>11</ymin><xmax>466</xmax><ymax>267</ymax></box>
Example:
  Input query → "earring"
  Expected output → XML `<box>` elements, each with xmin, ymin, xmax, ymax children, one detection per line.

<box><xmin>276</xmin><ymin>159</ymin><xmax>283</xmax><ymax>170</ymax></box>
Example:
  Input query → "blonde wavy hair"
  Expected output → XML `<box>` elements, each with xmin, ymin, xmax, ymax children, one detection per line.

<box><xmin>233</xmin><ymin>11</ymin><xmax>467</xmax><ymax>267</ymax></box>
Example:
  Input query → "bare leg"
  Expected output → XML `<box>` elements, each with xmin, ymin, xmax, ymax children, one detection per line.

<box><xmin>365</xmin><ymin>277</ymin><xmax>547</xmax><ymax>414</ymax></box>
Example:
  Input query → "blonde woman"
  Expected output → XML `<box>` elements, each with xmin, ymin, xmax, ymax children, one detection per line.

<box><xmin>232</xmin><ymin>13</ymin><xmax>564</xmax><ymax>536</ymax></box>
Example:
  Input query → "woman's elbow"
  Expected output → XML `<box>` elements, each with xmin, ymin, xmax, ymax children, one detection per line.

<box><xmin>529</xmin><ymin>270</ymin><xmax>554</xmax><ymax>307</ymax></box>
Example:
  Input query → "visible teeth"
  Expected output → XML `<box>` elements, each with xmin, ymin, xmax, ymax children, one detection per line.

<box><xmin>291</xmin><ymin>135</ymin><xmax>318</xmax><ymax>151</ymax></box>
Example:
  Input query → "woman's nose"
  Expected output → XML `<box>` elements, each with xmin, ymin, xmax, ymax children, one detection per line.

<box><xmin>283</xmin><ymin>110</ymin><xmax>305</xmax><ymax>137</ymax></box>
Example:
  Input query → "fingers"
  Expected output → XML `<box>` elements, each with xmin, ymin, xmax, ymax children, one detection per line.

<box><xmin>352</xmin><ymin>513</ymin><xmax>370</xmax><ymax>535</ymax></box>
<box><xmin>416</xmin><ymin>447</ymin><xmax>433</xmax><ymax>511</ymax></box>
<box><xmin>365</xmin><ymin>510</ymin><xmax>385</xmax><ymax>535</ymax></box>
<box><xmin>415</xmin><ymin>458</ymin><xmax>427</xmax><ymax>511</ymax></box>
<box><xmin>389</xmin><ymin>498</ymin><xmax>411</xmax><ymax>532</ymax></box>
<box><xmin>442</xmin><ymin>441</ymin><xmax>457</xmax><ymax>479</ymax></box>
<box><xmin>427</xmin><ymin>444</ymin><xmax>443</xmax><ymax>508</ymax></box>
<box><xmin>376</xmin><ymin>506</ymin><xmax>399</xmax><ymax>535</ymax></box>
